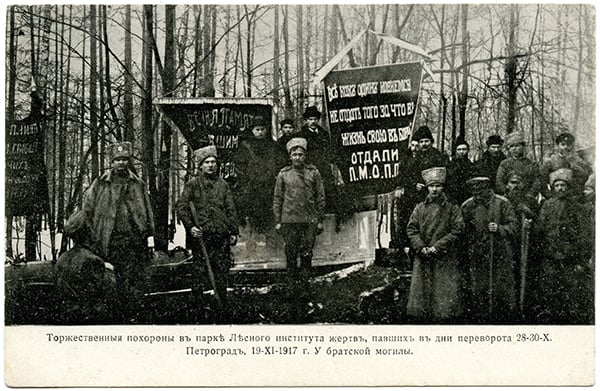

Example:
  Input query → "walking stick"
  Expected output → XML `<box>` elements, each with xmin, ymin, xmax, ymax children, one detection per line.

<box><xmin>519</xmin><ymin>212</ymin><xmax>530</xmax><ymax>313</ymax></box>
<box><xmin>488</xmin><ymin>232</ymin><xmax>495</xmax><ymax>318</ymax></box>
<box><xmin>189</xmin><ymin>202</ymin><xmax>222</xmax><ymax>306</ymax></box>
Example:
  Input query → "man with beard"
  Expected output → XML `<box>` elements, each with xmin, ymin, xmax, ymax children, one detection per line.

<box><xmin>406</xmin><ymin>167</ymin><xmax>464</xmax><ymax>322</ymax></box>
<box><xmin>461</xmin><ymin>175</ymin><xmax>519</xmax><ymax>323</ymax></box>
<box><xmin>474</xmin><ymin>134</ymin><xmax>506</xmax><ymax>185</ymax></box>
<box><xmin>176</xmin><ymin>145</ymin><xmax>239</xmax><ymax>317</ymax></box>
<box><xmin>533</xmin><ymin>168</ymin><xmax>594</xmax><ymax>324</ymax></box>
<box><xmin>495</xmin><ymin>131</ymin><xmax>540</xmax><ymax>198</ymax></box>
<box><xmin>82</xmin><ymin>141</ymin><xmax>155</xmax><ymax>323</ymax></box>
<box><xmin>447</xmin><ymin>137</ymin><xmax>474</xmax><ymax>205</ymax></box>
<box><xmin>540</xmin><ymin>131</ymin><xmax>592</xmax><ymax>199</ymax></box>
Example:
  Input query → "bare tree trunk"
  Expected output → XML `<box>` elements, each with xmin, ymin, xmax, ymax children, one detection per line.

<box><xmin>57</xmin><ymin>5</ymin><xmax>69</xmax><ymax>232</ymax></box>
<box><xmin>273</xmin><ymin>5</ymin><xmax>280</xmax><ymax>120</ymax></box>
<box><xmin>458</xmin><ymin>4</ymin><xmax>469</xmax><ymax>142</ymax></box>
<box><xmin>573</xmin><ymin>5</ymin><xmax>584</xmax><ymax>132</ymax></box>
<box><xmin>6</xmin><ymin>6</ymin><xmax>16</xmax><ymax>258</ymax></box>
<box><xmin>90</xmin><ymin>5</ymin><xmax>99</xmax><ymax>179</ymax></box>
<box><xmin>142</xmin><ymin>5</ymin><xmax>156</xmax><ymax>197</ymax></box>
<box><xmin>296</xmin><ymin>5</ymin><xmax>304</xmax><ymax>116</ymax></box>
<box><xmin>505</xmin><ymin>4</ymin><xmax>518</xmax><ymax>135</ymax></box>
<box><xmin>155</xmin><ymin>4</ymin><xmax>176</xmax><ymax>251</ymax></box>
<box><xmin>98</xmin><ymin>7</ymin><xmax>106</xmax><ymax>172</ymax></box>
<box><xmin>192</xmin><ymin>5</ymin><xmax>202</xmax><ymax>97</ymax></box>
<box><xmin>334</xmin><ymin>5</ymin><xmax>357</xmax><ymax>67</ymax></box>
<box><xmin>124</xmin><ymin>5</ymin><xmax>134</xmax><ymax>143</ymax></box>
<box><xmin>282</xmin><ymin>5</ymin><xmax>293</xmax><ymax>117</ymax></box>
<box><xmin>322</xmin><ymin>5</ymin><xmax>328</xmax><ymax>66</ymax></box>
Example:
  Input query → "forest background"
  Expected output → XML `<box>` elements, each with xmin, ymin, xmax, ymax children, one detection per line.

<box><xmin>4</xmin><ymin>4</ymin><xmax>596</xmax><ymax>261</ymax></box>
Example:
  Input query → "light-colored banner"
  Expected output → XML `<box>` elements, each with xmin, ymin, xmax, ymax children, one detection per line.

<box><xmin>5</xmin><ymin>324</ymin><xmax>594</xmax><ymax>387</ymax></box>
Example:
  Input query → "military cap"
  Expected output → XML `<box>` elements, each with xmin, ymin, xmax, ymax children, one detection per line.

<box><xmin>286</xmin><ymin>137</ymin><xmax>308</xmax><ymax>153</ymax></box>
<box><xmin>486</xmin><ymin>134</ymin><xmax>504</xmax><ymax>146</ymax></box>
<box><xmin>194</xmin><ymin>145</ymin><xmax>218</xmax><ymax>163</ymax></box>
<box><xmin>280</xmin><ymin>118</ymin><xmax>295</xmax><ymax>127</ymax></box>
<box><xmin>412</xmin><ymin>125</ymin><xmax>434</xmax><ymax>142</ymax></box>
<box><xmin>109</xmin><ymin>141</ymin><xmax>133</xmax><ymax>161</ymax></box>
<box><xmin>466</xmin><ymin>176</ymin><xmax>491</xmax><ymax>186</ymax></box>
<box><xmin>506</xmin><ymin>171</ymin><xmax>525</xmax><ymax>183</ymax></box>
<box><xmin>550</xmin><ymin>168</ymin><xmax>573</xmax><ymax>185</ymax></box>
<box><xmin>555</xmin><ymin>132</ymin><xmax>575</xmax><ymax>146</ymax></box>
<box><xmin>422</xmin><ymin>167</ymin><xmax>447</xmax><ymax>186</ymax></box>
<box><xmin>303</xmin><ymin>106</ymin><xmax>321</xmax><ymax>119</ymax></box>
<box><xmin>505</xmin><ymin>131</ymin><xmax>525</xmax><ymax>146</ymax></box>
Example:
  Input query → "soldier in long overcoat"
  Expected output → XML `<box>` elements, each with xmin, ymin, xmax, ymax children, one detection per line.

<box><xmin>176</xmin><ymin>145</ymin><xmax>239</xmax><ymax>310</ymax></box>
<box><xmin>406</xmin><ymin>167</ymin><xmax>465</xmax><ymax>322</ymax></box>
<box><xmin>533</xmin><ymin>168</ymin><xmax>594</xmax><ymax>324</ymax></box>
<box><xmin>82</xmin><ymin>142</ymin><xmax>155</xmax><ymax>322</ymax></box>
<box><xmin>461</xmin><ymin>176</ymin><xmax>519</xmax><ymax>323</ymax></box>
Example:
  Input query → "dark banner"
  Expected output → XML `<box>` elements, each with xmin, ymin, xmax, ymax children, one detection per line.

<box><xmin>323</xmin><ymin>61</ymin><xmax>423</xmax><ymax>197</ymax></box>
<box><xmin>6</xmin><ymin>112</ymin><xmax>50</xmax><ymax>216</ymax></box>
<box><xmin>156</xmin><ymin>98</ymin><xmax>272</xmax><ymax>181</ymax></box>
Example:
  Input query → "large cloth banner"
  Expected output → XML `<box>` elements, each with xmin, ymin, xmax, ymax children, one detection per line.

<box><xmin>156</xmin><ymin>98</ymin><xmax>272</xmax><ymax>181</ymax></box>
<box><xmin>323</xmin><ymin>62</ymin><xmax>423</xmax><ymax>197</ymax></box>
<box><xmin>5</xmin><ymin>102</ymin><xmax>49</xmax><ymax>217</ymax></box>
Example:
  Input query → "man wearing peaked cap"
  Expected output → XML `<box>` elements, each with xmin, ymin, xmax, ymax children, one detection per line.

<box><xmin>474</xmin><ymin>134</ymin><xmax>507</xmax><ymax>187</ymax></box>
<box><xmin>535</xmin><ymin>166</ymin><xmax>593</xmax><ymax>323</ymax></box>
<box><xmin>495</xmin><ymin>131</ymin><xmax>540</xmax><ymax>197</ymax></box>
<box><xmin>273</xmin><ymin>134</ymin><xmax>325</xmax><ymax>297</ymax></box>
<box><xmin>82</xmin><ymin>141</ymin><xmax>155</xmax><ymax>323</ymax></box>
<box><xmin>299</xmin><ymin>105</ymin><xmax>339</xmax><ymax>212</ymax></box>
<box><xmin>540</xmin><ymin>130</ymin><xmax>591</xmax><ymax>199</ymax></box>
<box><xmin>176</xmin><ymin>143</ymin><xmax>238</xmax><ymax>320</ymax></box>
<box><xmin>406</xmin><ymin>166</ymin><xmax>465</xmax><ymax>321</ymax></box>
<box><xmin>461</xmin><ymin>164</ymin><xmax>519</xmax><ymax>322</ymax></box>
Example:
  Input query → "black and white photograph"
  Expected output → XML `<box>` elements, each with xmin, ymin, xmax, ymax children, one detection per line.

<box><xmin>4</xmin><ymin>3</ymin><xmax>596</xmax><ymax>386</ymax></box>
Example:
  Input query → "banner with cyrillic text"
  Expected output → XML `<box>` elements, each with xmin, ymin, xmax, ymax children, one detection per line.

<box><xmin>6</xmin><ymin>110</ymin><xmax>50</xmax><ymax>216</ymax></box>
<box><xmin>323</xmin><ymin>62</ymin><xmax>423</xmax><ymax>197</ymax></box>
<box><xmin>155</xmin><ymin>98</ymin><xmax>272</xmax><ymax>181</ymax></box>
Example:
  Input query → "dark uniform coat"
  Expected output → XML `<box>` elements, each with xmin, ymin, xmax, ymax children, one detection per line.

<box><xmin>234</xmin><ymin>134</ymin><xmax>280</xmax><ymax>232</ymax></box>
<box><xmin>473</xmin><ymin>150</ymin><xmax>506</xmax><ymax>185</ymax></box>
<box><xmin>461</xmin><ymin>191</ymin><xmax>519</xmax><ymax>322</ymax></box>
<box><xmin>406</xmin><ymin>193</ymin><xmax>465</xmax><ymax>320</ymax></box>
<box><xmin>495</xmin><ymin>156</ymin><xmax>540</xmax><ymax>197</ymax></box>
<box><xmin>533</xmin><ymin>196</ymin><xmax>594</xmax><ymax>323</ymax></box>
<box><xmin>447</xmin><ymin>157</ymin><xmax>474</xmax><ymax>205</ymax></box>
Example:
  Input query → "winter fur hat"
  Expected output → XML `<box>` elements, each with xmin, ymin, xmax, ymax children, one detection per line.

<box><xmin>550</xmin><ymin>168</ymin><xmax>573</xmax><ymax>185</ymax></box>
<box><xmin>286</xmin><ymin>137</ymin><xmax>308</xmax><ymax>153</ymax></box>
<box><xmin>486</xmin><ymin>134</ymin><xmax>504</xmax><ymax>146</ymax></box>
<box><xmin>109</xmin><ymin>141</ymin><xmax>133</xmax><ymax>161</ymax></box>
<box><xmin>422</xmin><ymin>167</ymin><xmax>447</xmax><ymax>186</ymax></box>
<box><xmin>505</xmin><ymin>131</ymin><xmax>525</xmax><ymax>146</ymax></box>
<box><xmin>412</xmin><ymin>125</ymin><xmax>434</xmax><ymax>142</ymax></box>
<box><xmin>280</xmin><ymin>118</ymin><xmax>295</xmax><ymax>127</ymax></box>
<box><xmin>194</xmin><ymin>145</ymin><xmax>218</xmax><ymax>163</ymax></box>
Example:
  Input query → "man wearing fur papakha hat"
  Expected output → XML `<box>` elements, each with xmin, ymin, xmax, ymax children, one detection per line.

<box><xmin>405</xmin><ymin>167</ymin><xmax>465</xmax><ymax>322</ymax></box>
<box><xmin>176</xmin><ymin>145</ymin><xmax>239</xmax><ymax>319</ymax></box>
<box><xmin>273</xmin><ymin>137</ymin><xmax>325</xmax><ymax>292</ymax></box>
<box><xmin>82</xmin><ymin>141</ymin><xmax>154</xmax><ymax>323</ymax></box>
<box><xmin>533</xmin><ymin>168</ymin><xmax>594</xmax><ymax>323</ymax></box>
<box><xmin>495</xmin><ymin>131</ymin><xmax>541</xmax><ymax>198</ymax></box>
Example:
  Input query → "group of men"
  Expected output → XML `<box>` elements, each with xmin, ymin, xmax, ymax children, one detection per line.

<box><xmin>401</xmin><ymin>126</ymin><xmax>594</xmax><ymax>324</ymax></box>
<box><xmin>57</xmin><ymin>108</ymin><xmax>594</xmax><ymax>325</ymax></box>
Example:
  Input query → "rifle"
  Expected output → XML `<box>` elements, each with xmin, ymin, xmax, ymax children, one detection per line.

<box><xmin>189</xmin><ymin>202</ymin><xmax>222</xmax><ymax>307</ymax></box>
<box><xmin>519</xmin><ymin>212</ymin><xmax>531</xmax><ymax>313</ymax></box>
<box><xmin>489</xmin><ymin>232</ymin><xmax>495</xmax><ymax>318</ymax></box>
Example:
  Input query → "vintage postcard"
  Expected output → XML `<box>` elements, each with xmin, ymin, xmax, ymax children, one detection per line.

<box><xmin>3</xmin><ymin>3</ymin><xmax>595</xmax><ymax>386</ymax></box>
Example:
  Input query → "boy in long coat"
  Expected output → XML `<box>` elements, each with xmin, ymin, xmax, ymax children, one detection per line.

<box><xmin>534</xmin><ymin>168</ymin><xmax>594</xmax><ymax>324</ymax></box>
<box><xmin>406</xmin><ymin>167</ymin><xmax>464</xmax><ymax>322</ymax></box>
<box><xmin>461</xmin><ymin>176</ymin><xmax>519</xmax><ymax>323</ymax></box>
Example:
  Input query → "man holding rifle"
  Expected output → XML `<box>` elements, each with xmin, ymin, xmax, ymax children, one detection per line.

<box><xmin>176</xmin><ymin>145</ymin><xmax>239</xmax><ymax>319</ymax></box>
